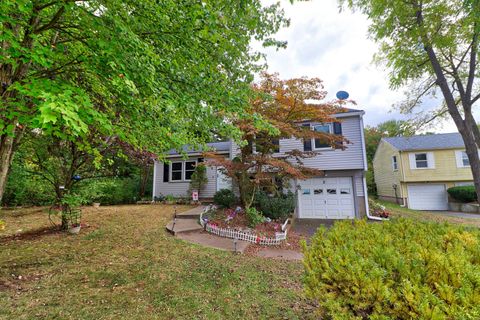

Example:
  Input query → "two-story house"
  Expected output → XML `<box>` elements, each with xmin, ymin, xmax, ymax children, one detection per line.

<box><xmin>373</xmin><ymin>133</ymin><xmax>474</xmax><ymax>210</ymax></box>
<box><xmin>152</xmin><ymin>108</ymin><xmax>369</xmax><ymax>219</ymax></box>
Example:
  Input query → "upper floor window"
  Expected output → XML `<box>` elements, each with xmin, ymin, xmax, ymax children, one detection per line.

<box><xmin>455</xmin><ymin>150</ymin><xmax>470</xmax><ymax>167</ymax></box>
<box><xmin>392</xmin><ymin>156</ymin><xmax>398</xmax><ymax>171</ymax></box>
<box><xmin>415</xmin><ymin>153</ymin><xmax>428</xmax><ymax>168</ymax></box>
<box><xmin>409</xmin><ymin>152</ymin><xmax>434</xmax><ymax>169</ymax></box>
<box><xmin>312</xmin><ymin>124</ymin><xmax>333</xmax><ymax>150</ymax></box>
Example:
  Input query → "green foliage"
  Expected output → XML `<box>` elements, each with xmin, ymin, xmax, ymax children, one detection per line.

<box><xmin>164</xmin><ymin>195</ymin><xmax>175</xmax><ymax>202</ymax></box>
<box><xmin>2</xmin><ymin>156</ymin><xmax>55</xmax><ymax>206</ymax></box>
<box><xmin>77</xmin><ymin>178</ymin><xmax>140</xmax><ymax>205</ymax></box>
<box><xmin>246</xmin><ymin>207</ymin><xmax>264</xmax><ymax>228</ymax></box>
<box><xmin>189</xmin><ymin>164</ymin><xmax>208</xmax><ymax>194</ymax></box>
<box><xmin>365</xmin><ymin>170</ymin><xmax>377</xmax><ymax>197</ymax></box>
<box><xmin>0</xmin><ymin>0</ymin><xmax>289</xmax><ymax>157</ymax></box>
<box><xmin>0</xmin><ymin>219</ymin><xmax>5</xmax><ymax>231</ymax></box>
<box><xmin>303</xmin><ymin>219</ymin><xmax>480</xmax><ymax>319</ymax></box>
<box><xmin>255</xmin><ymin>191</ymin><xmax>295</xmax><ymax>220</ymax></box>
<box><xmin>213</xmin><ymin>189</ymin><xmax>236</xmax><ymax>208</ymax></box>
<box><xmin>448</xmin><ymin>186</ymin><xmax>477</xmax><ymax>203</ymax></box>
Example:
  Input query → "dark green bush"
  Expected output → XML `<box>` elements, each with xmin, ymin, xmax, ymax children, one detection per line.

<box><xmin>213</xmin><ymin>189</ymin><xmax>236</xmax><ymax>208</ymax></box>
<box><xmin>447</xmin><ymin>186</ymin><xmax>477</xmax><ymax>203</ymax></box>
<box><xmin>303</xmin><ymin>219</ymin><xmax>480</xmax><ymax>319</ymax></box>
<box><xmin>255</xmin><ymin>191</ymin><xmax>295</xmax><ymax>220</ymax></box>
<box><xmin>77</xmin><ymin>178</ymin><xmax>140</xmax><ymax>205</ymax></box>
<box><xmin>246</xmin><ymin>207</ymin><xmax>264</xmax><ymax>228</ymax></box>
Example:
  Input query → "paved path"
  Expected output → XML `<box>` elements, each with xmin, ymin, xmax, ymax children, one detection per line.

<box><xmin>177</xmin><ymin>231</ymin><xmax>249</xmax><ymax>253</ymax></box>
<box><xmin>428</xmin><ymin>211</ymin><xmax>480</xmax><ymax>220</ymax></box>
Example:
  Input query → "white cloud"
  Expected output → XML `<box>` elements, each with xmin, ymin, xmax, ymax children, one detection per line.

<box><xmin>255</xmin><ymin>0</ymin><xmax>460</xmax><ymax>133</ymax></box>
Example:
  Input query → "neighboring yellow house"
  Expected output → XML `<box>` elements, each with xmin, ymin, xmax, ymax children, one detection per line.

<box><xmin>373</xmin><ymin>133</ymin><xmax>474</xmax><ymax>210</ymax></box>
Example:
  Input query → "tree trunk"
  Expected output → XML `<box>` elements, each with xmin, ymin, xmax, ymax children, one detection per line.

<box><xmin>417</xmin><ymin>8</ymin><xmax>480</xmax><ymax>203</ymax></box>
<box><xmin>0</xmin><ymin>134</ymin><xmax>15</xmax><ymax>205</ymax></box>
<box><xmin>138</xmin><ymin>164</ymin><xmax>151</xmax><ymax>199</ymax></box>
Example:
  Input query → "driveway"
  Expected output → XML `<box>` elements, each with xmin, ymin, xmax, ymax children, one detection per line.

<box><xmin>427</xmin><ymin>211</ymin><xmax>480</xmax><ymax>220</ymax></box>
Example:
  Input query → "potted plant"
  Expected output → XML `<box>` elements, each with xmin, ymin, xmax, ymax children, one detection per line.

<box><xmin>60</xmin><ymin>194</ymin><xmax>86</xmax><ymax>234</ymax></box>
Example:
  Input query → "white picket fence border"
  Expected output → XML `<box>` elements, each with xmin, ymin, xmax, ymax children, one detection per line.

<box><xmin>199</xmin><ymin>206</ymin><xmax>289</xmax><ymax>246</ymax></box>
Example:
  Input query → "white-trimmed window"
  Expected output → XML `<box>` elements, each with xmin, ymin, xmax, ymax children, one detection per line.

<box><xmin>170</xmin><ymin>162</ymin><xmax>183</xmax><ymax>181</ymax></box>
<box><xmin>184</xmin><ymin>161</ymin><xmax>196</xmax><ymax>180</ymax></box>
<box><xmin>170</xmin><ymin>160</ymin><xmax>197</xmax><ymax>181</ymax></box>
<box><xmin>409</xmin><ymin>152</ymin><xmax>434</xmax><ymax>169</ymax></box>
<box><xmin>392</xmin><ymin>155</ymin><xmax>398</xmax><ymax>171</ymax></box>
<box><xmin>455</xmin><ymin>150</ymin><xmax>470</xmax><ymax>167</ymax></box>
<box><xmin>312</xmin><ymin>123</ymin><xmax>333</xmax><ymax>150</ymax></box>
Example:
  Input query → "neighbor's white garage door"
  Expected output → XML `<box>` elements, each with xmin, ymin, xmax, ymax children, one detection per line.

<box><xmin>407</xmin><ymin>184</ymin><xmax>448</xmax><ymax>210</ymax></box>
<box><xmin>298</xmin><ymin>177</ymin><xmax>355</xmax><ymax>219</ymax></box>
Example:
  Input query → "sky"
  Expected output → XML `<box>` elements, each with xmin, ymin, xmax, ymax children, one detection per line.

<box><xmin>255</xmin><ymin>0</ymin><xmax>458</xmax><ymax>133</ymax></box>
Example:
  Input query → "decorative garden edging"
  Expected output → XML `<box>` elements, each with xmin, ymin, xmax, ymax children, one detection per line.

<box><xmin>199</xmin><ymin>206</ymin><xmax>290</xmax><ymax>246</ymax></box>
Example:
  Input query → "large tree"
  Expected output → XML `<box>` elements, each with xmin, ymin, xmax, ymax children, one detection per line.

<box><xmin>340</xmin><ymin>0</ymin><xmax>480</xmax><ymax>202</ymax></box>
<box><xmin>207</xmin><ymin>73</ymin><xmax>346</xmax><ymax>208</ymax></box>
<box><xmin>0</xmin><ymin>0</ymin><xmax>288</xmax><ymax>203</ymax></box>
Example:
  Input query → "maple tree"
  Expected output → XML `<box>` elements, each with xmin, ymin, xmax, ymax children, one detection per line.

<box><xmin>0</xmin><ymin>0</ymin><xmax>288</xmax><ymax>204</ymax></box>
<box><xmin>207</xmin><ymin>73</ymin><xmax>347</xmax><ymax>208</ymax></box>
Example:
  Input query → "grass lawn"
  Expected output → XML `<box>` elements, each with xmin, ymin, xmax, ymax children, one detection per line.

<box><xmin>0</xmin><ymin>205</ymin><xmax>314</xmax><ymax>320</ymax></box>
<box><xmin>378</xmin><ymin>199</ymin><xmax>480</xmax><ymax>228</ymax></box>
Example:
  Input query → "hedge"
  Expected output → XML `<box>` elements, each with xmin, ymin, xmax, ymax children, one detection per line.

<box><xmin>303</xmin><ymin>219</ymin><xmax>480</xmax><ymax>319</ymax></box>
<box><xmin>447</xmin><ymin>186</ymin><xmax>477</xmax><ymax>203</ymax></box>
<box><xmin>255</xmin><ymin>191</ymin><xmax>295</xmax><ymax>220</ymax></box>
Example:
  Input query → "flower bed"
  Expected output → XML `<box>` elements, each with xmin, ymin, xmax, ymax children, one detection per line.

<box><xmin>199</xmin><ymin>205</ymin><xmax>290</xmax><ymax>246</ymax></box>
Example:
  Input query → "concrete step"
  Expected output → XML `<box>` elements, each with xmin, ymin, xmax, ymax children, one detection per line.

<box><xmin>175</xmin><ymin>213</ymin><xmax>202</xmax><ymax>219</ymax></box>
<box><xmin>175</xmin><ymin>206</ymin><xmax>205</xmax><ymax>219</ymax></box>
<box><xmin>176</xmin><ymin>231</ymin><xmax>250</xmax><ymax>253</ymax></box>
<box><xmin>166</xmin><ymin>218</ymin><xmax>203</xmax><ymax>235</ymax></box>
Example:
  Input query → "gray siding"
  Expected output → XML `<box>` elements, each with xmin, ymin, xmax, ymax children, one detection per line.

<box><xmin>153</xmin><ymin>158</ymin><xmax>218</xmax><ymax>198</ymax></box>
<box><xmin>278</xmin><ymin>116</ymin><xmax>365</xmax><ymax>170</ymax></box>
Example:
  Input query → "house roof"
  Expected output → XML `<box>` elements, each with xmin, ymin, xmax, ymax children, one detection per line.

<box><xmin>383</xmin><ymin>133</ymin><xmax>465</xmax><ymax>151</ymax></box>
<box><xmin>167</xmin><ymin>141</ymin><xmax>231</xmax><ymax>156</ymax></box>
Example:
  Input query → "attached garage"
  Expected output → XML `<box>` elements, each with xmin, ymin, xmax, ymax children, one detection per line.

<box><xmin>298</xmin><ymin>177</ymin><xmax>355</xmax><ymax>219</ymax></box>
<box><xmin>407</xmin><ymin>184</ymin><xmax>448</xmax><ymax>210</ymax></box>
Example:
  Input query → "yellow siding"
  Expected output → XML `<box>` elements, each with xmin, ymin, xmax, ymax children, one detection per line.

<box><xmin>373</xmin><ymin>141</ymin><xmax>402</xmax><ymax>199</ymax></box>
<box><xmin>400</xmin><ymin>149</ymin><xmax>473</xmax><ymax>182</ymax></box>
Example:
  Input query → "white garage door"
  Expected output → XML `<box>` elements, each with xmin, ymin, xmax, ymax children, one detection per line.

<box><xmin>298</xmin><ymin>177</ymin><xmax>355</xmax><ymax>219</ymax></box>
<box><xmin>407</xmin><ymin>184</ymin><xmax>448</xmax><ymax>210</ymax></box>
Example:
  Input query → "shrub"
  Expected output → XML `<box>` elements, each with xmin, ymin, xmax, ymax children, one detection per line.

<box><xmin>448</xmin><ymin>186</ymin><xmax>477</xmax><ymax>203</ymax></box>
<box><xmin>255</xmin><ymin>191</ymin><xmax>295</xmax><ymax>220</ymax></box>
<box><xmin>213</xmin><ymin>189</ymin><xmax>236</xmax><ymax>208</ymax></box>
<box><xmin>303</xmin><ymin>219</ymin><xmax>480</xmax><ymax>319</ymax></box>
<box><xmin>246</xmin><ymin>207</ymin><xmax>264</xmax><ymax>228</ymax></box>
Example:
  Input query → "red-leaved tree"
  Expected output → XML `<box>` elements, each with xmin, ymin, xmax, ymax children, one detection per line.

<box><xmin>206</xmin><ymin>73</ymin><xmax>349</xmax><ymax>208</ymax></box>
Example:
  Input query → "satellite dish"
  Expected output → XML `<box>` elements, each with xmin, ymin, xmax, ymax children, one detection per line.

<box><xmin>336</xmin><ymin>90</ymin><xmax>349</xmax><ymax>100</ymax></box>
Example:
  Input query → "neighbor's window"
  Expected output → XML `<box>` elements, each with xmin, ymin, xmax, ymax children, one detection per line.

<box><xmin>415</xmin><ymin>153</ymin><xmax>429</xmax><ymax>168</ymax></box>
<box><xmin>312</xmin><ymin>124</ymin><xmax>332</xmax><ymax>149</ymax></box>
<box><xmin>171</xmin><ymin>162</ymin><xmax>183</xmax><ymax>181</ymax></box>
<box><xmin>461</xmin><ymin>151</ymin><xmax>470</xmax><ymax>167</ymax></box>
<box><xmin>392</xmin><ymin>156</ymin><xmax>398</xmax><ymax>171</ymax></box>
<box><xmin>184</xmin><ymin>161</ymin><xmax>197</xmax><ymax>180</ymax></box>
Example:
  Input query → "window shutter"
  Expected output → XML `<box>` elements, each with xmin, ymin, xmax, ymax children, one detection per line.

<box><xmin>333</xmin><ymin>122</ymin><xmax>342</xmax><ymax>135</ymax></box>
<box><xmin>302</xmin><ymin>123</ymin><xmax>312</xmax><ymax>151</ymax></box>
<box><xmin>333</xmin><ymin>122</ymin><xmax>343</xmax><ymax>149</ymax></box>
<box><xmin>272</xmin><ymin>138</ymin><xmax>280</xmax><ymax>153</ymax></box>
<box><xmin>163</xmin><ymin>163</ymin><xmax>169</xmax><ymax>182</ymax></box>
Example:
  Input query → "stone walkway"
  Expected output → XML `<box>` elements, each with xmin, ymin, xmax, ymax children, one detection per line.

<box><xmin>166</xmin><ymin>206</ymin><xmax>304</xmax><ymax>260</ymax></box>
